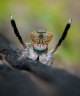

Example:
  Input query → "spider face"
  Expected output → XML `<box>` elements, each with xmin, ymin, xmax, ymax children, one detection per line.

<box><xmin>33</xmin><ymin>44</ymin><xmax>48</xmax><ymax>52</ymax></box>
<box><xmin>30</xmin><ymin>30</ymin><xmax>53</xmax><ymax>52</ymax></box>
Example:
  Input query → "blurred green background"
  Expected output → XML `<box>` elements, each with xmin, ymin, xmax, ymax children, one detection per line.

<box><xmin>0</xmin><ymin>0</ymin><xmax>80</xmax><ymax>73</ymax></box>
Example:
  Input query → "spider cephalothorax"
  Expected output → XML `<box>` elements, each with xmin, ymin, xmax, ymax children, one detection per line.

<box><xmin>10</xmin><ymin>15</ymin><xmax>72</xmax><ymax>65</ymax></box>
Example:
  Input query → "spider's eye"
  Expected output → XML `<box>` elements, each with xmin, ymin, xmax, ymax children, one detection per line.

<box><xmin>39</xmin><ymin>34</ymin><xmax>43</xmax><ymax>39</ymax></box>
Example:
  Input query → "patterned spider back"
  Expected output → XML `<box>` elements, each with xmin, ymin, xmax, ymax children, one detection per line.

<box><xmin>30</xmin><ymin>30</ymin><xmax>53</xmax><ymax>44</ymax></box>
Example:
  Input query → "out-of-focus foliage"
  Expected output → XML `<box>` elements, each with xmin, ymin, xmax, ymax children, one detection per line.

<box><xmin>0</xmin><ymin>0</ymin><xmax>80</xmax><ymax>66</ymax></box>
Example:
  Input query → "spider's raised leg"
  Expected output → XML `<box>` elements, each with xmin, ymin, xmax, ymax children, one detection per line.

<box><xmin>10</xmin><ymin>14</ymin><xmax>27</xmax><ymax>49</ymax></box>
<box><xmin>51</xmin><ymin>18</ymin><xmax>72</xmax><ymax>54</ymax></box>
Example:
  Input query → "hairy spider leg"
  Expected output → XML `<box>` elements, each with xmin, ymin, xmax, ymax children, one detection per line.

<box><xmin>52</xmin><ymin>18</ymin><xmax>72</xmax><ymax>54</ymax></box>
<box><xmin>10</xmin><ymin>14</ymin><xmax>27</xmax><ymax>49</ymax></box>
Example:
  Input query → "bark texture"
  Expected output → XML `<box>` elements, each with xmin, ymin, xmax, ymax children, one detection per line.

<box><xmin>0</xmin><ymin>34</ymin><xmax>80</xmax><ymax>96</ymax></box>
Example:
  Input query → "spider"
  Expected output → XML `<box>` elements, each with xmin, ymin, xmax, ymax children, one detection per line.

<box><xmin>10</xmin><ymin>15</ymin><xmax>72</xmax><ymax>65</ymax></box>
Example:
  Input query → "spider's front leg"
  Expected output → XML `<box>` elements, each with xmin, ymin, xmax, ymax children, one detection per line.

<box><xmin>51</xmin><ymin>18</ymin><xmax>72</xmax><ymax>54</ymax></box>
<box><xmin>10</xmin><ymin>15</ymin><xmax>32</xmax><ymax>60</ymax></box>
<box><xmin>46</xmin><ymin>18</ymin><xmax>72</xmax><ymax>65</ymax></box>
<box><xmin>10</xmin><ymin>14</ymin><xmax>27</xmax><ymax>49</ymax></box>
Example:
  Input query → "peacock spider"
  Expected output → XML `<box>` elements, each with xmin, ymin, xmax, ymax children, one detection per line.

<box><xmin>10</xmin><ymin>15</ymin><xmax>72</xmax><ymax>65</ymax></box>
